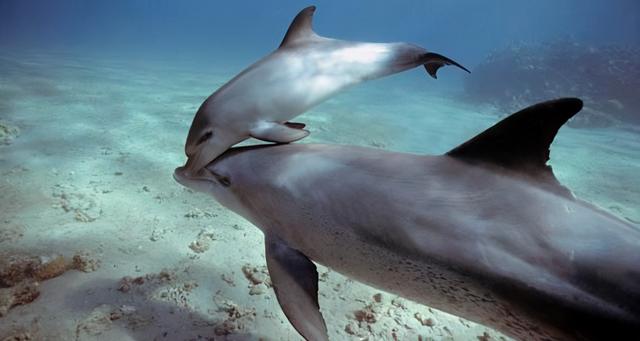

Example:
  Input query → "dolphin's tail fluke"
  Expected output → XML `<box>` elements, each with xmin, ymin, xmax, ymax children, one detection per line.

<box><xmin>422</xmin><ymin>52</ymin><xmax>471</xmax><ymax>79</ymax></box>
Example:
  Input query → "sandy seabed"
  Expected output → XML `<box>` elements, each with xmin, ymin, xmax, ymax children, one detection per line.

<box><xmin>0</xmin><ymin>52</ymin><xmax>638</xmax><ymax>340</ymax></box>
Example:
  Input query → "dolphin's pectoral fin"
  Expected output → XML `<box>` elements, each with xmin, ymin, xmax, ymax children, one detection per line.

<box><xmin>265</xmin><ymin>235</ymin><xmax>329</xmax><ymax>341</ymax></box>
<box><xmin>422</xmin><ymin>52</ymin><xmax>471</xmax><ymax>79</ymax></box>
<box><xmin>250</xmin><ymin>122</ymin><xmax>310</xmax><ymax>143</ymax></box>
<box><xmin>446</xmin><ymin>98</ymin><xmax>584</xmax><ymax>198</ymax></box>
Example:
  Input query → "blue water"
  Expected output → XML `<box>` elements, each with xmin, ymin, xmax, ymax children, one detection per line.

<box><xmin>0</xmin><ymin>1</ymin><xmax>639</xmax><ymax>340</ymax></box>
<box><xmin>2</xmin><ymin>0</ymin><xmax>638</xmax><ymax>68</ymax></box>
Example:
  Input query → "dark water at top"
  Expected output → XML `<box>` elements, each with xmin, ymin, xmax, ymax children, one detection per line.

<box><xmin>1</xmin><ymin>0</ymin><xmax>638</xmax><ymax>65</ymax></box>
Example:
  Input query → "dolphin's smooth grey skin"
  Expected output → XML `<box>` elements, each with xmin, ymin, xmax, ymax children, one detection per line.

<box><xmin>183</xmin><ymin>5</ymin><xmax>469</xmax><ymax>174</ymax></box>
<box><xmin>174</xmin><ymin>98</ymin><xmax>640</xmax><ymax>340</ymax></box>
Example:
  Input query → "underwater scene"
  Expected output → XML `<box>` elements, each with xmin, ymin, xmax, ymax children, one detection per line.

<box><xmin>1</xmin><ymin>1</ymin><xmax>639</xmax><ymax>340</ymax></box>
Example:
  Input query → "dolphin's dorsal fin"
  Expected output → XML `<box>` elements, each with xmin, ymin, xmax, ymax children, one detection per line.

<box><xmin>447</xmin><ymin>98</ymin><xmax>583</xmax><ymax>197</ymax></box>
<box><xmin>279</xmin><ymin>6</ymin><xmax>320</xmax><ymax>48</ymax></box>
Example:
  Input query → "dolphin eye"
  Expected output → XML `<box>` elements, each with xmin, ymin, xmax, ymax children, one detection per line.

<box><xmin>212</xmin><ymin>172</ymin><xmax>230</xmax><ymax>187</ymax></box>
<box><xmin>218</xmin><ymin>176</ymin><xmax>231</xmax><ymax>187</ymax></box>
<box><xmin>197</xmin><ymin>131</ymin><xmax>213</xmax><ymax>145</ymax></box>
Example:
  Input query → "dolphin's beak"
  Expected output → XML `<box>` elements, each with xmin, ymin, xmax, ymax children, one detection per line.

<box><xmin>173</xmin><ymin>166</ymin><xmax>192</xmax><ymax>187</ymax></box>
<box><xmin>184</xmin><ymin>140</ymin><xmax>229</xmax><ymax>176</ymax></box>
<box><xmin>174</xmin><ymin>165</ymin><xmax>228</xmax><ymax>191</ymax></box>
<box><xmin>174</xmin><ymin>166</ymin><xmax>207</xmax><ymax>187</ymax></box>
<box><xmin>184</xmin><ymin>152</ymin><xmax>208</xmax><ymax>176</ymax></box>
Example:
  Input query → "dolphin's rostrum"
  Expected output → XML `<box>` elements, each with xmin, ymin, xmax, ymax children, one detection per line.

<box><xmin>183</xmin><ymin>5</ymin><xmax>469</xmax><ymax>174</ymax></box>
<box><xmin>175</xmin><ymin>99</ymin><xmax>640</xmax><ymax>340</ymax></box>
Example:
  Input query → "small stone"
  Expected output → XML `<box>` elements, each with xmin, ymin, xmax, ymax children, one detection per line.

<box><xmin>477</xmin><ymin>332</ymin><xmax>491</xmax><ymax>341</ymax></box>
<box><xmin>415</xmin><ymin>312</ymin><xmax>434</xmax><ymax>327</ymax></box>
<box><xmin>373</xmin><ymin>293</ymin><xmax>383</xmax><ymax>303</ymax></box>
<box><xmin>157</xmin><ymin>270</ymin><xmax>175</xmax><ymax>282</ymax></box>
<box><xmin>117</xmin><ymin>277</ymin><xmax>133</xmax><ymax>292</ymax></box>
<box><xmin>319</xmin><ymin>271</ymin><xmax>329</xmax><ymax>282</ymax></box>
<box><xmin>344</xmin><ymin>322</ymin><xmax>358</xmax><ymax>335</ymax></box>
<box><xmin>119</xmin><ymin>305</ymin><xmax>136</xmax><ymax>315</ymax></box>
<box><xmin>117</xmin><ymin>275</ymin><xmax>146</xmax><ymax>293</ymax></box>
<box><xmin>249</xmin><ymin>283</ymin><xmax>267</xmax><ymax>295</ymax></box>
<box><xmin>241</xmin><ymin>264</ymin><xmax>269</xmax><ymax>285</ymax></box>
<box><xmin>391</xmin><ymin>297</ymin><xmax>406</xmax><ymax>309</ymax></box>
<box><xmin>183</xmin><ymin>281</ymin><xmax>198</xmax><ymax>292</ymax></box>
<box><xmin>149</xmin><ymin>228</ymin><xmax>164</xmax><ymax>241</ymax></box>
<box><xmin>188</xmin><ymin>239</ymin><xmax>210</xmax><ymax>253</ymax></box>
<box><xmin>184</xmin><ymin>208</ymin><xmax>216</xmax><ymax>219</ymax></box>
<box><xmin>354</xmin><ymin>306</ymin><xmax>377</xmax><ymax>324</ymax></box>
<box><xmin>221</xmin><ymin>273</ymin><xmax>236</xmax><ymax>286</ymax></box>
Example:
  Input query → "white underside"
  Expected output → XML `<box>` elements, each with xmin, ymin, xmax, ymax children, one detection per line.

<box><xmin>210</xmin><ymin>42</ymin><xmax>399</xmax><ymax>126</ymax></box>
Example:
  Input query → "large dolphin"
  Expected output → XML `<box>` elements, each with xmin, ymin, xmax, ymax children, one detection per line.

<box><xmin>174</xmin><ymin>98</ymin><xmax>640</xmax><ymax>340</ymax></box>
<box><xmin>183</xmin><ymin>5</ymin><xmax>469</xmax><ymax>174</ymax></box>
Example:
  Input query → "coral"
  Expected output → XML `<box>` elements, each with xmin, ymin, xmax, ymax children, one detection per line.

<box><xmin>241</xmin><ymin>264</ymin><xmax>270</xmax><ymax>286</ymax></box>
<box><xmin>240</xmin><ymin>263</ymin><xmax>271</xmax><ymax>296</ymax></box>
<box><xmin>188</xmin><ymin>229</ymin><xmax>216</xmax><ymax>253</ymax></box>
<box><xmin>0</xmin><ymin>281</ymin><xmax>40</xmax><ymax>317</ymax></box>
<box><xmin>117</xmin><ymin>268</ymin><xmax>198</xmax><ymax>310</ymax></box>
<box><xmin>0</xmin><ymin>254</ymin><xmax>62</xmax><ymax>316</ymax></box>
<box><xmin>0</xmin><ymin>254</ymin><xmax>67</xmax><ymax>287</ymax></box>
<box><xmin>34</xmin><ymin>255</ymin><xmax>67</xmax><ymax>281</ymax></box>
<box><xmin>0</xmin><ymin>252</ymin><xmax>96</xmax><ymax>317</ymax></box>
<box><xmin>183</xmin><ymin>207</ymin><xmax>217</xmax><ymax>219</ymax></box>
<box><xmin>51</xmin><ymin>184</ymin><xmax>102</xmax><ymax>222</ymax></box>
<box><xmin>465</xmin><ymin>39</ymin><xmax>640</xmax><ymax>127</ymax></box>
<box><xmin>212</xmin><ymin>295</ymin><xmax>257</xmax><ymax>336</ymax></box>
<box><xmin>75</xmin><ymin>304</ymin><xmax>117</xmax><ymax>338</ymax></box>
<box><xmin>71</xmin><ymin>251</ymin><xmax>100</xmax><ymax>273</ymax></box>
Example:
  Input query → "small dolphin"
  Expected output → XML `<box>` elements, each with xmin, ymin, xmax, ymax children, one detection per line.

<box><xmin>183</xmin><ymin>5</ymin><xmax>469</xmax><ymax>173</ymax></box>
<box><xmin>175</xmin><ymin>98</ymin><xmax>640</xmax><ymax>340</ymax></box>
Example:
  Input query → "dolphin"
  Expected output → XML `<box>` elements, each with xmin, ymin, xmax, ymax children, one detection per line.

<box><xmin>183</xmin><ymin>5</ymin><xmax>469</xmax><ymax>174</ymax></box>
<box><xmin>174</xmin><ymin>98</ymin><xmax>640</xmax><ymax>340</ymax></box>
